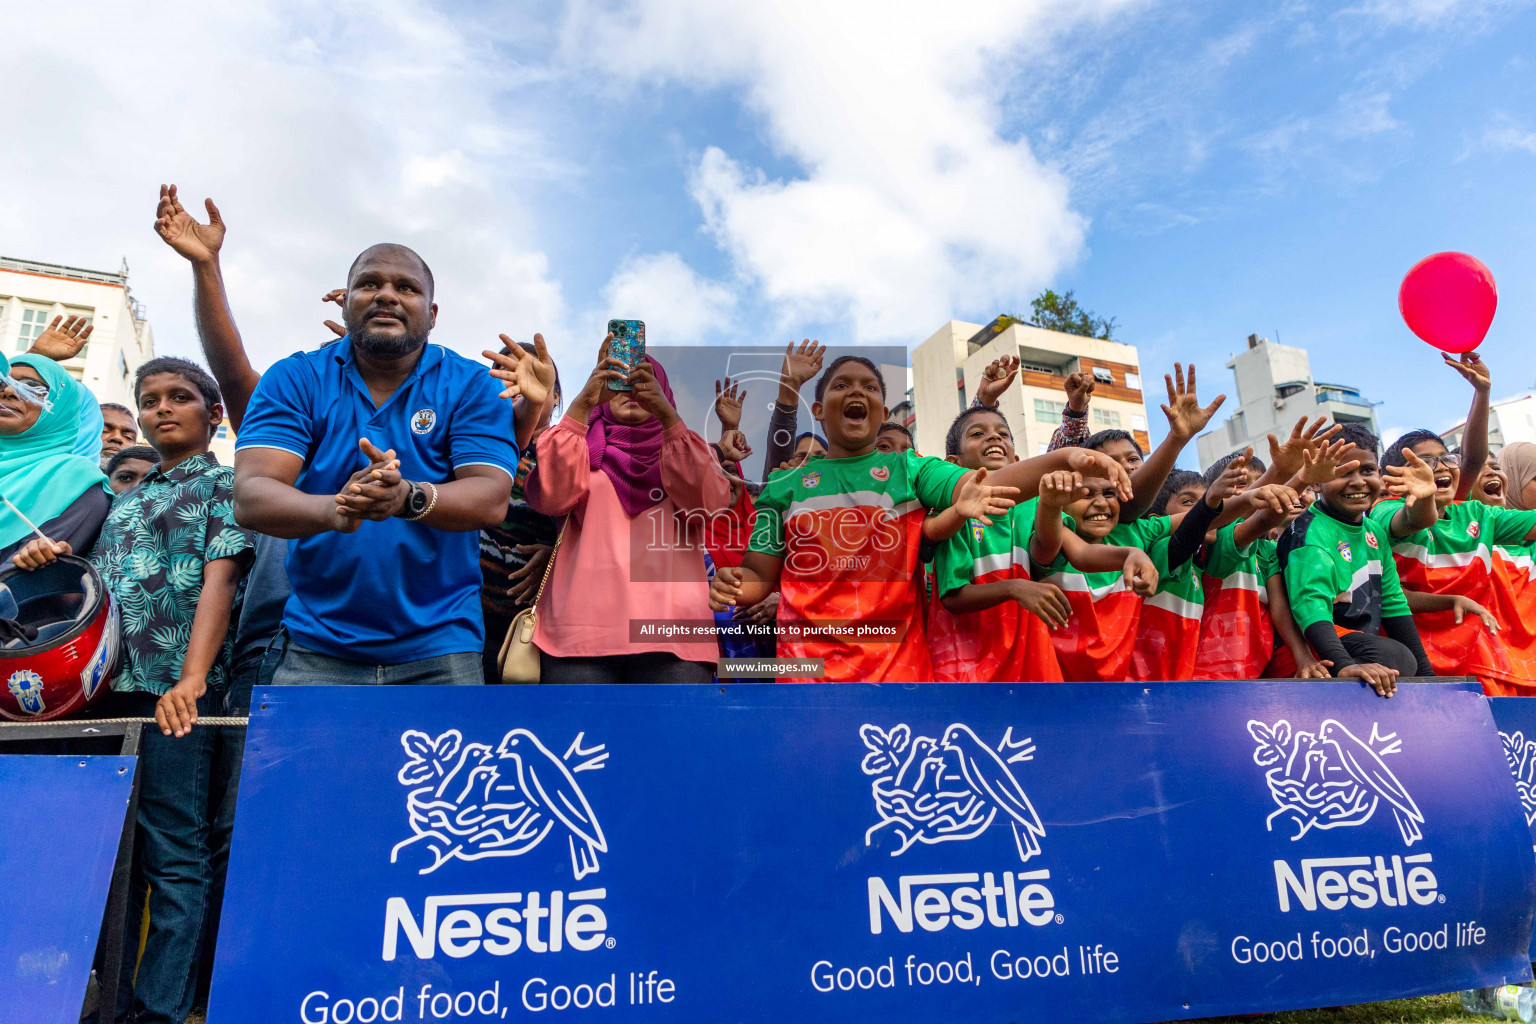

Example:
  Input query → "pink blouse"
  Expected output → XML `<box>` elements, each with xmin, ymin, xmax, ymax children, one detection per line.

<box><xmin>525</xmin><ymin>415</ymin><xmax>732</xmax><ymax>663</ymax></box>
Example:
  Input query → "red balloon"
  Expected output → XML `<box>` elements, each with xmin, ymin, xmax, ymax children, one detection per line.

<box><xmin>1398</xmin><ymin>252</ymin><xmax>1497</xmax><ymax>354</ymax></box>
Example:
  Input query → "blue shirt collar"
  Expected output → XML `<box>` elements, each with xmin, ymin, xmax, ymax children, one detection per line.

<box><xmin>335</xmin><ymin>336</ymin><xmax>444</xmax><ymax>380</ymax></box>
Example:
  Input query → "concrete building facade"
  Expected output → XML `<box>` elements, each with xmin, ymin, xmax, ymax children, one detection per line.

<box><xmin>912</xmin><ymin>316</ymin><xmax>1150</xmax><ymax>460</ymax></box>
<box><xmin>1195</xmin><ymin>334</ymin><xmax>1379</xmax><ymax>472</ymax></box>
<box><xmin>0</xmin><ymin>256</ymin><xmax>155</xmax><ymax>409</ymax></box>
<box><xmin>1443</xmin><ymin>393</ymin><xmax>1536</xmax><ymax>454</ymax></box>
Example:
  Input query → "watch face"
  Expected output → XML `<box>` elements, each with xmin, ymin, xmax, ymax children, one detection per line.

<box><xmin>408</xmin><ymin>484</ymin><xmax>429</xmax><ymax>514</ymax></box>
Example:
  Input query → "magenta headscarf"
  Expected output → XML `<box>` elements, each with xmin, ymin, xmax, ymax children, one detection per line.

<box><xmin>586</xmin><ymin>356</ymin><xmax>675</xmax><ymax>517</ymax></box>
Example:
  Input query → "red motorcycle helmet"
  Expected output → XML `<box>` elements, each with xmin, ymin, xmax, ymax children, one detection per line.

<box><xmin>0</xmin><ymin>555</ymin><xmax>119</xmax><ymax>722</ymax></box>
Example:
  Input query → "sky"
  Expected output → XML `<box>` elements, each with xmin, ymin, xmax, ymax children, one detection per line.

<box><xmin>3</xmin><ymin>0</ymin><xmax>1534</xmax><ymax>459</ymax></box>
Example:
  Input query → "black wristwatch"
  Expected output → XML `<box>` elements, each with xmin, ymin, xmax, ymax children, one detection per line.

<box><xmin>398</xmin><ymin>480</ymin><xmax>430</xmax><ymax>520</ymax></box>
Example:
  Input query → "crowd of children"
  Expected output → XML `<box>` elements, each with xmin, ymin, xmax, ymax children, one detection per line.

<box><xmin>703</xmin><ymin>344</ymin><xmax>1536</xmax><ymax>701</ymax></box>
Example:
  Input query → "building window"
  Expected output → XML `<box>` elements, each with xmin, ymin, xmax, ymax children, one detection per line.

<box><xmin>215</xmin><ymin>425</ymin><xmax>229</xmax><ymax>439</ymax></box>
<box><xmin>119</xmin><ymin>352</ymin><xmax>130</xmax><ymax>383</ymax></box>
<box><xmin>1021</xmin><ymin>361</ymin><xmax>1058</xmax><ymax>375</ymax></box>
<box><xmin>1131</xmin><ymin>413</ymin><xmax>1147</xmax><ymax>431</ymax></box>
<box><xmin>1094</xmin><ymin>409</ymin><xmax>1121</xmax><ymax>427</ymax></box>
<box><xmin>1091</xmin><ymin>366</ymin><xmax>1115</xmax><ymax>385</ymax></box>
<box><xmin>1034</xmin><ymin>399</ymin><xmax>1064</xmax><ymax>423</ymax></box>
<box><xmin>17</xmin><ymin>306</ymin><xmax>52</xmax><ymax>352</ymax></box>
<box><xmin>1125</xmin><ymin>372</ymin><xmax>1141</xmax><ymax>390</ymax></box>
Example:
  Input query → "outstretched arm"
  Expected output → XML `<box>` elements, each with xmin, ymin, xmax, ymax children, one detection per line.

<box><xmin>154</xmin><ymin>184</ymin><xmax>260</xmax><ymax>429</ymax></box>
<box><xmin>1127</xmin><ymin>362</ymin><xmax>1226</xmax><ymax>517</ymax></box>
<box><xmin>1445</xmin><ymin>351</ymin><xmax>1490</xmax><ymax>500</ymax></box>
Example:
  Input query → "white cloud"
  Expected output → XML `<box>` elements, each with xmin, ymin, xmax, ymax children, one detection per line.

<box><xmin>1483</xmin><ymin>114</ymin><xmax>1536</xmax><ymax>153</ymax></box>
<box><xmin>1340</xmin><ymin>0</ymin><xmax>1529</xmax><ymax>27</ymax></box>
<box><xmin>562</xmin><ymin>0</ymin><xmax>1134</xmax><ymax>342</ymax></box>
<box><xmin>597</xmin><ymin>252</ymin><xmax>736</xmax><ymax>346</ymax></box>
<box><xmin>0</xmin><ymin>0</ymin><xmax>569</xmax><ymax>373</ymax></box>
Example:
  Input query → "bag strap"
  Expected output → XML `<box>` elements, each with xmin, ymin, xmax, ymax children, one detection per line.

<box><xmin>526</xmin><ymin>522</ymin><xmax>567</xmax><ymax>610</ymax></box>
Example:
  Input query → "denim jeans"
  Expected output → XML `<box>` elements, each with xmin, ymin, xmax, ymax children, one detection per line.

<box><xmin>271</xmin><ymin>639</ymin><xmax>483</xmax><ymax>686</ymax></box>
<box><xmin>108</xmin><ymin>688</ymin><xmax>221</xmax><ymax>1024</ymax></box>
<box><xmin>195</xmin><ymin>643</ymin><xmax>281</xmax><ymax>1008</ymax></box>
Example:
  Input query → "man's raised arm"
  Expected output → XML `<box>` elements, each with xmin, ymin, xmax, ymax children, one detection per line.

<box><xmin>155</xmin><ymin>183</ymin><xmax>260</xmax><ymax>429</ymax></box>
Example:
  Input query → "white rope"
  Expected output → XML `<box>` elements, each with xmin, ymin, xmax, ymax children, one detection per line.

<box><xmin>0</xmin><ymin>716</ymin><xmax>249</xmax><ymax>728</ymax></box>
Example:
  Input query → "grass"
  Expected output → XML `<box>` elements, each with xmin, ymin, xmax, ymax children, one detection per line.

<box><xmin>188</xmin><ymin>994</ymin><xmax>1487</xmax><ymax>1023</ymax></box>
<box><xmin>1177</xmin><ymin>992</ymin><xmax>1484</xmax><ymax>1023</ymax></box>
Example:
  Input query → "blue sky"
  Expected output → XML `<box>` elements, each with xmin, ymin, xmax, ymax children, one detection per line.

<box><xmin>4</xmin><ymin>0</ymin><xmax>1534</xmax><ymax>458</ymax></box>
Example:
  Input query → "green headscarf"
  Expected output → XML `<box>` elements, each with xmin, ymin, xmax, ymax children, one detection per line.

<box><xmin>0</xmin><ymin>353</ymin><xmax>111</xmax><ymax>551</ymax></box>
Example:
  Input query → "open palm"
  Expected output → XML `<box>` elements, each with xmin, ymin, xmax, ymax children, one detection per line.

<box><xmin>155</xmin><ymin>184</ymin><xmax>225</xmax><ymax>263</ymax></box>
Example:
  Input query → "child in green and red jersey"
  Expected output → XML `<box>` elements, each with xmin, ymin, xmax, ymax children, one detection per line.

<box><xmin>1277</xmin><ymin>423</ymin><xmax>1435</xmax><ymax>698</ymax></box>
<box><xmin>1027</xmin><ymin>472</ymin><xmax>1163</xmax><ymax>682</ymax></box>
<box><xmin>1369</xmin><ymin>356</ymin><xmax>1536</xmax><ymax>694</ymax></box>
<box><xmin>709</xmin><ymin>356</ymin><xmax>1134</xmax><ymax>682</ymax></box>
<box><xmin>929</xmin><ymin>406</ymin><xmax>1065</xmax><ymax>682</ymax></box>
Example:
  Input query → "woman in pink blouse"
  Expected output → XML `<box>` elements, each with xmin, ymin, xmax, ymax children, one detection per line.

<box><xmin>526</xmin><ymin>339</ymin><xmax>732</xmax><ymax>683</ymax></box>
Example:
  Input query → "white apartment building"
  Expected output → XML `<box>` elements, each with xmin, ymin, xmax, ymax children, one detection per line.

<box><xmin>1444</xmin><ymin>394</ymin><xmax>1536</xmax><ymax>453</ymax></box>
<box><xmin>0</xmin><ymin>256</ymin><xmax>155</xmax><ymax>409</ymax></box>
<box><xmin>913</xmin><ymin>316</ymin><xmax>1151</xmax><ymax>459</ymax></box>
<box><xmin>1195</xmin><ymin>334</ymin><xmax>1379</xmax><ymax>472</ymax></box>
<box><xmin>0</xmin><ymin>256</ymin><xmax>237</xmax><ymax>464</ymax></box>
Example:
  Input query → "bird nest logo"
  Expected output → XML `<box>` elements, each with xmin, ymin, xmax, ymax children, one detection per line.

<box><xmin>1249</xmin><ymin>719</ymin><xmax>1424</xmax><ymax>847</ymax></box>
<box><xmin>1499</xmin><ymin>729</ymin><xmax>1536</xmax><ymax>828</ymax></box>
<box><xmin>391</xmin><ymin>729</ymin><xmax>609</xmax><ymax>878</ymax></box>
<box><xmin>860</xmin><ymin>723</ymin><xmax>1045</xmax><ymax>862</ymax></box>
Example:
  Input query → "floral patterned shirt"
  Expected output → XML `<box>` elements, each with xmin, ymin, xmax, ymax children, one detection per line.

<box><xmin>90</xmin><ymin>452</ymin><xmax>255</xmax><ymax>696</ymax></box>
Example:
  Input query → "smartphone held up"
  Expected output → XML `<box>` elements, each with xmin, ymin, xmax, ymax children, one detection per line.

<box><xmin>607</xmin><ymin>319</ymin><xmax>646</xmax><ymax>391</ymax></box>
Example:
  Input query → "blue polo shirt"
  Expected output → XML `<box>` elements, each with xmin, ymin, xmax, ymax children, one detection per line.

<box><xmin>236</xmin><ymin>338</ymin><xmax>517</xmax><ymax>663</ymax></box>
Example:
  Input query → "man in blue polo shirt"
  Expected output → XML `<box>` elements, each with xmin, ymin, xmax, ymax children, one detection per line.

<box><xmin>234</xmin><ymin>243</ymin><xmax>515</xmax><ymax>684</ymax></box>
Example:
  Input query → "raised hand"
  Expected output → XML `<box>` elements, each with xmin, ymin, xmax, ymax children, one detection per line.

<box><xmin>1206</xmin><ymin>448</ymin><xmax>1252</xmax><ymax>507</ymax></box>
<box><xmin>1123</xmin><ymin>549</ymin><xmax>1159</xmax><ymax>597</ymax></box>
<box><xmin>1444</xmin><ymin>350</ymin><xmax>1491</xmax><ymax>394</ymax></box>
<box><xmin>778</xmin><ymin>339</ymin><xmax>826</xmax><ymax>404</ymax></box>
<box><xmin>1038</xmin><ymin>469</ymin><xmax>1086</xmax><ymax>510</ymax></box>
<box><xmin>484</xmin><ymin>333</ymin><xmax>557</xmax><ymax>406</ymax></box>
<box><xmin>1245</xmin><ymin>483</ymin><xmax>1303</xmax><ymax>516</ymax></box>
<box><xmin>718</xmin><ymin>429</ymin><xmax>752</xmax><ymax>463</ymax></box>
<box><xmin>1012</xmin><ymin>579</ymin><xmax>1071</xmax><ymax>630</ymax></box>
<box><xmin>1063</xmin><ymin>369</ymin><xmax>1095</xmax><ymax>412</ymax></box>
<box><xmin>975</xmin><ymin>355</ymin><xmax>1020</xmax><ymax>407</ymax></box>
<box><xmin>714</xmin><ymin>377</ymin><xmax>746</xmax><ymax>431</ymax></box>
<box><xmin>154</xmin><ymin>184</ymin><xmax>224</xmax><ymax>264</ymax></box>
<box><xmin>1067</xmin><ymin>448</ymin><xmax>1135</xmax><ymax>501</ymax></box>
<box><xmin>28</xmin><ymin>314</ymin><xmax>93</xmax><ymax>361</ymax></box>
<box><xmin>1160</xmin><ymin>362</ymin><xmax>1226</xmax><ymax>441</ymax></box>
<box><xmin>1384</xmin><ymin>449</ymin><xmax>1437</xmax><ymax>508</ymax></box>
<box><xmin>1266</xmin><ymin>415</ymin><xmax>1337</xmax><ymax>480</ymax></box>
<box><xmin>1300</xmin><ymin>435</ymin><xmax>1361</xmax><ymax>485</ymax></box>
<box><xmin>570</xmin><ymin>335</ymin><xmax>629</xmax><ymax>420</ymax></box>
<box><xmin>951</xmin><ymin>467</ymin><xmax>1021</xmax><ymax>526</ymax></box>
<box><xmin>322</xmin><ymin>288</ymin><xmax>347</xmax><ymax>337</ymax></box>
<box><xmin>709</xmin><ymin>566</ymin><xmax>744</xmax><ymax>611</ymax></box>
<box><xmin>627</xmin><ymin>359</ymin><xmax>679</xmax><ymax>428</ymax></box>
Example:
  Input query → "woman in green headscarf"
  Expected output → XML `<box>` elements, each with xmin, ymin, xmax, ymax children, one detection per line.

<box><xmin>0</xmin><ymin>352</ymin><xmax>114</xmax><ymax>571</ymax></box>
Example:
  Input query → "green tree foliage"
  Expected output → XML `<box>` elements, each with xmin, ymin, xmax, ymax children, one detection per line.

<box><xmin>1030</xmin><ymin>289</ymin><xmax>1117</xmax><ymax>341</ymax></box>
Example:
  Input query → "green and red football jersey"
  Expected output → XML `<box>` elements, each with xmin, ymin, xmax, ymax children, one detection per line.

<box><xmin>749</xmin><ymin>449</ymin><xmax>967</xmax><ymax>682</ymax></box>
<box><xmin>930</xmin><ymin>497</ymin><xmax>1063</xmax><ymax>682</ymax></box>
<box><xmin>1192</xmin><ymin>523</ymin><xmax>1279</xmax><ymax>680</ymax></box>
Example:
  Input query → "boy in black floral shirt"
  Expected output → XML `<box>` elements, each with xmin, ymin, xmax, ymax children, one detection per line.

<box><xmin>16</xmin><ymin>355</ymin><xmax>254</xmax><ymax>1024</ymax></box>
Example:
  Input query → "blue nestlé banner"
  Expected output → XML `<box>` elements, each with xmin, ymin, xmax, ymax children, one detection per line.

<box><xmin>1489</xmin><ymin>697</ymin><xmax>1536</xmax><ymax>855</ymax></box>
<box><xmin>0</xmin><ymin>755</ymin><xmax>135</xmax><ymax>1024</ymax></box>
<box><xmin>211</xmin><ymin>682</ymin><xmax>1533</xmax><ymax>1024</ymax></box>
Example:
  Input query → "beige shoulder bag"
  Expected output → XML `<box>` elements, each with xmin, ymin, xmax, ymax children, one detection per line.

<box><xmin>496</xmin><ymin>526</ymin><xmax>565</xmax><ymax>684</ymax></box>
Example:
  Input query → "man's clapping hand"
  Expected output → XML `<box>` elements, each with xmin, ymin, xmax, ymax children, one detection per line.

<box><xmin>333</xmin><ymin>438</ymin><xmax>406</xmax><ymax>528</ymax></box>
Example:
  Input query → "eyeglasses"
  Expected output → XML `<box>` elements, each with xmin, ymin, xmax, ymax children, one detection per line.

<box><xmin>1423</xmin><ymin>454</ymin><xmax>1460</xmax><ymax>470</ymax></box>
